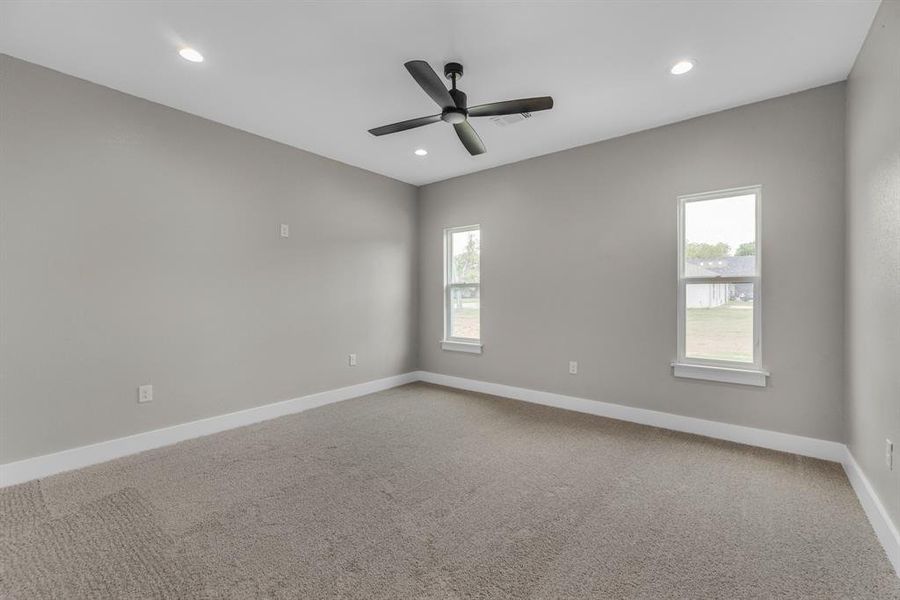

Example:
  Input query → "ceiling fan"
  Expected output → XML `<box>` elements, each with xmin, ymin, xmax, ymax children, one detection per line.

<box><xmin>368</xmin><ymin>60</ymin><xmax>553</xmax><ymax>156</ymax></box>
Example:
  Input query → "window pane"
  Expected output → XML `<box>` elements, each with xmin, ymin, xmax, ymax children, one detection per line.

<box><xmin>684</xmin><ymin>194</ymin><xmax>756</xmax><ymax>277</ymax></box>
<box><xmin>450</xmin><ymin>229</ymin><xmax>480</xmax><ymax>284</ymax></box>
<box><xmin>449</xmin><ymin>285</ymin><xmax>480</xmax><ymax>339</ymax></box>
<box><xmin>685</xmin><ymin>283</ymin><xmax>754</xmax><ymax>363</ymax></box>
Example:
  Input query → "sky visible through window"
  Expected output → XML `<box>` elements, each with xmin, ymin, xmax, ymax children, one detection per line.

<box><xmin>685</xmin><ymin>194</ymin><xmax>755</xmax><ymax>254</ymax></box>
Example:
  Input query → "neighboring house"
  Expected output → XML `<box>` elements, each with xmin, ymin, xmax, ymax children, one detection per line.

<box><xmin>685</xmin><ymin>256</ymin><xmax>755</xmax><ymax>308</ymax></box>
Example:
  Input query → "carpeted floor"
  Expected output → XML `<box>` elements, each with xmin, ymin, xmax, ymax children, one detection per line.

<box><xmin>1</xmin><ymin>382</ymin><xmax>898</xmax><ymax>599</ymax></box>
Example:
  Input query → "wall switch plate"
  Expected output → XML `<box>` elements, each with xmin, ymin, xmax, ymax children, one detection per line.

<box><xmin>569</xmin><ymin>361</ymin><xmax>578</xmax><ymax>375</ymax></box>
<box><xmin>138</xmin><ymin>384</ymin><xmax>153</xmax><ymax>403</ymax></box>
<box><xmin>887</xmin><ymin>439</ymin><xmax>894</xmax><ymax>470</ymax></box>
<box><xmin>349</xmin><ymin>353</ymin><xmax>357</xmax><ymax>367</ymax></box>
<box><xmin>280</xmin><ymin>224</ymin><xmax>289</xmax><ymax>238</ymax></box>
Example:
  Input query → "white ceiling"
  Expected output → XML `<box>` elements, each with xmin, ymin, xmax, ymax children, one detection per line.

<box><xmin>0</xmin><ymin>1</ymin><xmax>879</xmax><ymax>186</ymax></box>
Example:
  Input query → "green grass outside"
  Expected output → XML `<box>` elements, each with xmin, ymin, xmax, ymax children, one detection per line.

<box><xmin>450</xmin><ymin>304</ymin><xmax>480</xmax><ymax>339</ymax></box>
<box><xmin>686</xmin><ymin>302</ymin><xmax>753</xmax><ymax>362</ymax></box>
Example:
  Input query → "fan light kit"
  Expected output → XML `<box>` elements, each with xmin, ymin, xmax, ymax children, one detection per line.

<box><xmin>670</xmin><ymin>60</ymin><xmax>694</xmax><ymax>75</ymax></box>
<box><xmin>369</xmin><ymin>60</ymin><xmax>554</xmax><ymax>156</ymax></box>
<box><xmin>179</xmin><ymin>47</ymin><xmax>204</xmax><ymax>63</ymax></box>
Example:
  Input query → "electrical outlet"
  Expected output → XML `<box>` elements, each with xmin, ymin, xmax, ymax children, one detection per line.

<box><xmin>138</xmin><ymin>384</ymin><xmax>153</xmax><ymax>403</ymax></box>
<box><xmin>886</xmin><ymin>439</ymin><xmax>894</xmax><ymax>470</ymax></box>
<box><xmin>349</xmin><ymin>353</ymin><xmax>357</xmax><ymax>367</ymax></box>
<box><xmin>568</xmin><ymin>361</ymin><xmax>578</xmax><ymax>375</ymax></box>
<box><xmin>280</xmin><ymin>224</ymin><xmax>290</xmax><ymax>238</ymax></box>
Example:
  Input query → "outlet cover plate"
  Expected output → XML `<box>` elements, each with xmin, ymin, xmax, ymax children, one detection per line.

<box><xmin>138</xmin><ymin>384</ymin><xmax>153</xmax><ymax>403</ymax></box>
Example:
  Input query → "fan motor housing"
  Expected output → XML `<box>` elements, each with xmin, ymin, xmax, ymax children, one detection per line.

<box><xmin>441</xmin><ymin>107</ymin><xmax>467</xmax><ymax>124</ymax></box>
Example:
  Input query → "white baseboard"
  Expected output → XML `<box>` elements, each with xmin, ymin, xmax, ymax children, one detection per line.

<box><xmin>415</xmin><ymin>371</ymin><xmax>845</xmax><ymax>462</ymax></box>
<box><xmin>842</xmin><ymin>449</ymin><xmax>900</xmax><ymax>576</ymax></box>
<box><xmin>0</xmin><ymin>372</ymin><xmax>418</xmax><ymax>488</ymax></box>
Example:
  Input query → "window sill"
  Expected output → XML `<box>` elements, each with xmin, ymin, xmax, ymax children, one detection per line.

<box><xmin>671</xmin><ymin>362</ymin><xmax>768</xmax><ymax>387</ymax></box>
<box><xmin>441</xmin><ymin>340</ymin><xmax>483</xmax><ymax>354</ymax></box>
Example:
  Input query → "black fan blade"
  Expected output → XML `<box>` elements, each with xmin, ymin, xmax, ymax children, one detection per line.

<box><xmin>453</xmin><ymin>121</ymin><xmax>486</xmax><ymax>156</ymax></box>
<box><xmin>468</xmin><ymin>96</ymin><xmax>554</xmax><ymax>118</ymax></box>
<box><xmin>368</xmin><ymin>114</ymin><xmax>441</xmax><ymax>136</ymax></box>
<box><xmin>404</xmin><ymin>60</ymin><xmax>455</xmax><ymax>108</ymax></box>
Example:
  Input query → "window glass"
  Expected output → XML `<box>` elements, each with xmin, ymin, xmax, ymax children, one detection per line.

<box><xmin>450</xmin><ymin>229</ymin><xmax>480</xmax><ymax>284</ymax></box>
<box><xmin>445</xmin><ymin>226</ymin><xmax>480</xmax><ymax>342</ymax></box>
<box><xmin>449</xmin><ymin>285</ymin><xmax>480</xmax><ymax>340</ymax></box>
<box><xmin>683</xmin><ymin>194</ymin><xmax>756</xmax><ymax>278</ymax></box>
<box><xmin>685</xmin><ymin>282</ymin><xmax>754</xmax><ymax>363</ymax></box>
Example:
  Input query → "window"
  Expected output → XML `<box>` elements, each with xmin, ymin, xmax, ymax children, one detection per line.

<box><xmin>442</xmin><ymin>225</ymin><xmax>481</xmax><ymax>353</ymax></box>
<box><xmin>675</xmin><ymin>186</ymin><xmax>766</xmax><ymax>386</ymax></box>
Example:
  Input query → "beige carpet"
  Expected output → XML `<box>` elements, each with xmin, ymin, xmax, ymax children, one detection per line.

<box><xmin>1</xmin><ymin>382</ymin><xmax>898</xmax><ymax>599</ymax></box>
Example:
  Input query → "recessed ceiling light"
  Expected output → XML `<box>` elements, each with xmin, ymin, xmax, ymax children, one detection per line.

<box><xmin>179</xmin><ymin>47</ymin><xmax>204</xmax><ymax>63</ymax></box>
<box><xmin>670</xmin><ymin>60</ymin><xmax>694</xmax><ymax>75</ymax></box>
<box><xmin>414</xmin><ymin>148</ymin><xmax>428</xmax><ymax>156</ymax></box>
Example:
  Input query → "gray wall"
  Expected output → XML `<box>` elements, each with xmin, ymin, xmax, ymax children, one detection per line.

<box><xmin>845</xmin><ymin>0</ymin><xmax>900</xmax><ymax>526</ymax></box>
<box><xmin>0</xmin><ymin>55</ymin><xmax>418</xmax><ymax>463</ymax></box>
<box><xmin>419</xmin><ymin>83</ymin><xmax>846</xmax><ymax>441</ymax></box>
<box><xmin>0</xmin><ymin>50</ymin><xmax>864</xmax><ymax>465</ymax></box>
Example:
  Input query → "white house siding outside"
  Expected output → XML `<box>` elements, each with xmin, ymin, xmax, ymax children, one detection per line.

<box><xmin>687</xmin><ymin>282</ymin><xmax>729</xmax><ymax>308</ymax></box>
<box><xmin>684</xmin><ymin>256</ymin><xmax>755</xmax><ymax>308</ymax></box>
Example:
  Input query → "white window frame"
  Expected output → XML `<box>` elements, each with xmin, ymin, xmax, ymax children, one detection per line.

<box><xmin>442</xmin><ymin>224</ymin><xmax>482</xmax><ymax>354</ymax></box>
<box><xmin>674</xmin><ymin>186</ymin><xmax>767</xmax><ymax>386</ymax></box>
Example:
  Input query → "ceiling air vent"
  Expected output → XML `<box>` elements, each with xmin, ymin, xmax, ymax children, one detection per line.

<box><xmin>489</xmin><ymin>112</ymin><xmax>532</xmax><ymax>127</ymax></box>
